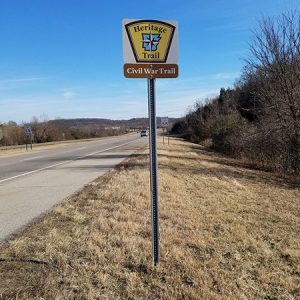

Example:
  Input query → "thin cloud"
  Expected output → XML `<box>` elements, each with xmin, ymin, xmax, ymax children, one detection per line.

<box><xmin>62</xmin><ymin>89</ymin><xmax>76</xmax><ymax>100</ymax></box>
<box><xmin>0</xmin><ymin>77</ymin><xmax>46</xmax><ymax>84</ymax></box>
<box><xmin>0</xmin><ymin>77</ymin><xmax>48</xmax><ymax>91</ymax></box>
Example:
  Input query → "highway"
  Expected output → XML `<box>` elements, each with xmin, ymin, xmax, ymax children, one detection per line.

<box><xmin>0</xmin><ymin>133</ymin><xmax>148</xmax><ymax>241</ymax></box>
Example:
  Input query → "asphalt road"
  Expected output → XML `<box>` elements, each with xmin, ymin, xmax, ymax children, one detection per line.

<box><xmin>0</xmin><ymin>133</ymin><xmax>148</xmax><ymax>241</ymax></box>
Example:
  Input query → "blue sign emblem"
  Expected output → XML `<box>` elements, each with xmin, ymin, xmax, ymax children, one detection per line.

<box><xmin>142</xmin><ymin>33</ymin><xmax>161</xmax><ymax>51</ymax></box>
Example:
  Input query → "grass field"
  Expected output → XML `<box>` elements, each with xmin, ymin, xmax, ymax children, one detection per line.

<box><xmin>0</xmin><ymin>138</ymin><xmax>299</xmax><ymax>299</ymax></box>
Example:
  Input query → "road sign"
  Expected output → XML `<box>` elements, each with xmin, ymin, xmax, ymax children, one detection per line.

<box><xmin>123</xmin><ymin>19</ymin><xmax>178</xmax><ymax>78</ymax></box>
<box><xmin>24</xmin><ymin>125</ymin><xmax>33</xmax><ymax>150</ymax></box>
<box><xmin>122</xmin><ymin>19</ymin><xmax>178</xmax><ymax>266</ymax></box>
<box><xmin>160</xmin><ymin>117</ymin><xmax>169</xmax><ymax>127</ymax></box>
<box><xmin>24</xmin><ymin>125</ymin><xmax>31</xmax><ymax>135</ymax></box>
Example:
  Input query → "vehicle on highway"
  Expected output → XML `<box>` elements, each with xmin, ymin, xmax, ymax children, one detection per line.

<box><xmin>140</xmin><ymin>130</ymin><xmax>148</xmax><ymax>137</ymax></box>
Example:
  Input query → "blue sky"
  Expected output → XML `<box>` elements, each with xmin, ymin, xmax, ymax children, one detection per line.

<box><xmin>0</xmin><ymin>0</ymin><xmax>299</xmax><ymax>123</ymax></box>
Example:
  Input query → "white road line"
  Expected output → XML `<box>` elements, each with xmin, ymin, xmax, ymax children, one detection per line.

<box><xmin>0</xmin><ymin>139</ymin><xmax>139</xmax><ymax>184</ymax></box>
<box><xmin>22</xmin><ymin>155</ymin><xmax>45</xmax><ymax>161</ymax></box>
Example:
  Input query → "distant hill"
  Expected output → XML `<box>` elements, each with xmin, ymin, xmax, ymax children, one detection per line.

<box><xmin>50</xmin><ymin>117</ymin><xmax>180</xmax><ymax>130</ymax></box>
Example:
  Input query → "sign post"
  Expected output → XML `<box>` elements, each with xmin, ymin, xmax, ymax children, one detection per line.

<box><xmin>148</xmin><ymin>78</ymin><xmax>159</xmax><ymax>264</ymax></box>
<box><xmin>123</xmin><ymin>19</ymin><xmax>178</xmax><ymax>265</ymax></box>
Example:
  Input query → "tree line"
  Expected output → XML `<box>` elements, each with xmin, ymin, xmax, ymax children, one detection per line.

<box><xmin>171</xmin><ymin>11</ymin><xmax>300</xmax><ymax>175</ymax></box>
<box><xmin>0</xmin><ymin>116</ymin><xmax>127</xmax><ymax>146</ymax></box>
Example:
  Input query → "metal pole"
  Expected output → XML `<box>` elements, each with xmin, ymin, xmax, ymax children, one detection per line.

<box><xmin>163</xmin><ymin>127</ymin><xmax>165</xmax><ymax>144</ymax></box>
<box><xmin>147</xmin><ymin>78</ymin><xmax>160</xmax><ymax>265</ymax></box>
<box><xmin>30</xmin><ymin>132</ymin><xmax>32</xmax><ymax>150</ymax></box>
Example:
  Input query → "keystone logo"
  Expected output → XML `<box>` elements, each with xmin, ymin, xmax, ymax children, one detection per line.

<box><xmin>125</xmin><ymin>20</ymin><xmax>175</xmax><ymax>63</ymax></box>
<box><xmin>142</xmin><ymin>33</ymin><xmax>161</xmax><ymax>51</ymax></box>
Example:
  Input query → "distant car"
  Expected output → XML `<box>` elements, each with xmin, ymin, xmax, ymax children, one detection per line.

<box><xmin>140</xmin><ymin>130</ymin><xmax>148</xmax><ymax>137</ymax></box>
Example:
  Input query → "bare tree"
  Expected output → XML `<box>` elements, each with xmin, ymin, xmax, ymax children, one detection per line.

<box><xmin>30</xmin><ymin>115</ymin><xmax>60</xmax><ymax>143</ymax></box>
<box><xmin>245</xmin><ymin>11</ymin><xmax>300</xmax><ymax>173</ymax></box>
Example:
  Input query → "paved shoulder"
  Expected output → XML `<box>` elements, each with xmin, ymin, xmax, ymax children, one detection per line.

<box><xmin>0</xmin><ymin>136</ymin><xmax>147</xmax><ymax>241</ymax></box>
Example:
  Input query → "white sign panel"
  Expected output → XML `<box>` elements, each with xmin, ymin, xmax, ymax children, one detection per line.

<box><xmin>161</xmin><ymin>117</ymin><xmax>169</xmax><ymax>127</ymax></box>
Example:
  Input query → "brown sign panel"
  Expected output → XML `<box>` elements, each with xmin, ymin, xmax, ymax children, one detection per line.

<box><xmin>124</xmin><ymin>64</ymin><xmax>178</xmax><ymax>78</ymax></box>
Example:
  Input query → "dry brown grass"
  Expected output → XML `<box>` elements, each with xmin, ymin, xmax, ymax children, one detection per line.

<box><xmin>0</xmin><ymin>142</ymin><xmax>81</xmax><ymax>156</ymax></box>
<box><xmin>0</xmin><ymin>138</ymin><xmax>299</xmax><ymax>299</ymax></box>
